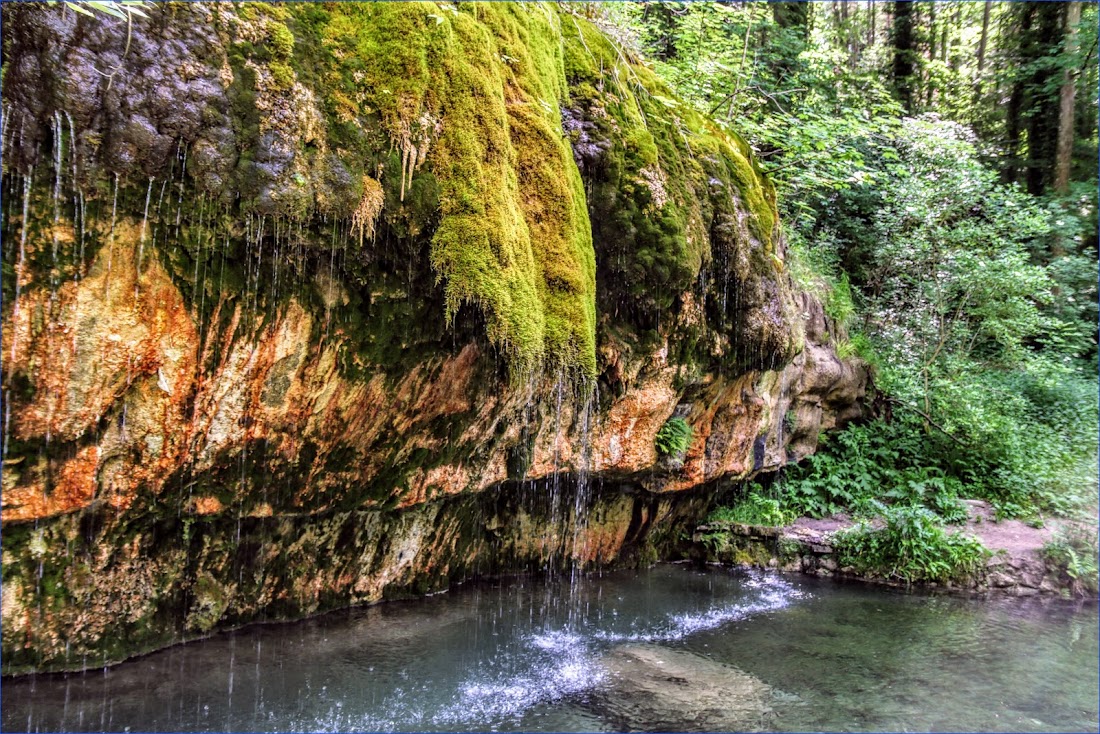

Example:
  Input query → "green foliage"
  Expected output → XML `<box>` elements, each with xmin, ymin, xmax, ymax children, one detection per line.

<box><xmin>654</xmin><ymin>417</ymin><xmax>693</xmax><ymax>458</ymax></box>
<box><xmin>832</xmin><ymin>504</ymin><xmax>989</xmax><ymax>584</ymax></box>
<box><xmin>823</xmin><ymin>272</ymin><xmax>855</xmax><ymax>328</ymax></box>
<box><xmin>708</xmin><ymin>485</ymin><xmax>795</xmax><ymax>527</ymax></box>
<box><xmin>781</xmin><ymin>117</ymin><xmax>1097</xmax><ymax>520</ymax></box>
<box><xmin>782</xmin><ymin>417</ymin><xmax>971</xmax><ymax>523</ymax></box>
<box><xmin>1041</xmin><ymin>525</ymin><xmax>1099</xmax><ymax>594</ymax></box>
<box><xmin>835</xmin><ymin>331</ymin><xmax>877</xmax><ymax>366</ymax></box>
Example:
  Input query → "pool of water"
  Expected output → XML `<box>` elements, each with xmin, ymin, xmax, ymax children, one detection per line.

<box><xmin>4</xmin><ymin>565</ymin><xmax>1097</xmax><ymax>732</ymax></box>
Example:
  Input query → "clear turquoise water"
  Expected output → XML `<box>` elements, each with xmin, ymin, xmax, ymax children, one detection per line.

<box><xmin>3</xmin><ymin>565</ymin><xmax>1097</xmax><ymax>732</ymax></box>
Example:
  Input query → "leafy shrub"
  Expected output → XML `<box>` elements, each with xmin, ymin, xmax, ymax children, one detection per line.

<box><xmin>654</xmin><ymin>417</ymin><xmax>693</xmax><ymax>458</ymax></box>
<box><xmin>781</xmin><ymin>417</ymin><xmax>968</xmax><ymax>520</ymax></box>
<box><xmin>1041</xmin><ymin>525</ymin><xmax>1099</xmax><ymax>594</ymax></box>
<box><xmin>708</xmin><ymin>486</ymin><xmax>796</xmax><ymax>527</ymax></box>
<box><xmin>836</xmin><ymin>331</ymin><xmax>878</xmax><ymax>367</ymax></box>
<box><xmin>831</xmin><ymin>504</ymin><xmax>989</xmax><ymax>584</ymax></box>
<box><xmin>779</xmin><ymin>115</ymin><xmax>1098</xmax><ymax>524</ymax></box>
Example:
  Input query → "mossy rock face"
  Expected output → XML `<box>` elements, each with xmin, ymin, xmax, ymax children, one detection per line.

<box><xmin>3</xmin><ymin>2</ymin><xmax>598</xmax><ymax>378</ymax></box>
<box><xmin>558</xmin><ymin>16</ymin><xmax>798</xmax><ymax>372</ymax></box>
<box><xmin>2</xmin><ymin>1</ymin><xmax>796</xmax><ymax>379</ymax></box>
<box><xmin>0</xmin><ymin>2</ymin><xmax>820</xmax><ymax>675</ymax></box>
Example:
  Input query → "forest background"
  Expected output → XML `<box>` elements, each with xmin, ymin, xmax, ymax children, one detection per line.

<box><xmin>602</xmin><ymin>1</ymin><xmax>1098</xmax><ymax>576</ymax></box>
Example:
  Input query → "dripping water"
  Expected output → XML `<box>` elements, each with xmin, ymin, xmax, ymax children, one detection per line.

<box><xmin>50</xmin><ymin>111</ymin><xmax>63</xmax><ymax>275</ymax></box>
<box><xmin>568</xmin><ymin>378</ymin><xmax>598</xmax><ymax>584</ymax></box>
<box><xmin>0</xmin><ymin>103</ymin><xmax>9</xmax><ymax>159</ymax></box>
<box><xmin>76</xmin><ymin>190</ymin><xmax>87</xmax><ymax>279</ymax></box>
<box><xmin>175</xmin><ymin>142</ymin><xmax>188</xmax><ymax>229</ymax></box>
<box><xmin>10</xmin><ymin>167</ymin><xmax>35</xmax><ymax>363</ymax></box>
<box><xmin>547</xmin><ymin>370</ymin><xmax>566</xmax><ymax>576</ymax></box>
<box><xmin>2</xmin><ymin>392</ymin><xmax>10</xmax><ymax>462</ymax></box>
<box><xmin>136</xmin><ymin>177</ymin><xmax>154</xmax><ymax>279</ymax></box>
<box><xmin>66</xmin><ymin>110</ymin><xmax>86</xmax><ymax>281</ymax></box>
<box><xmin>103</xmin><ymin>172</ymin><xmax>119</xmax><ymax>295</ymax></box>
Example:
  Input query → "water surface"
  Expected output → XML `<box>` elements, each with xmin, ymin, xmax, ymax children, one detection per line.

<box><xmin>3</xmin><ymin>565</ymin><xmax>1097</xmax><ymax>732</ymax></box>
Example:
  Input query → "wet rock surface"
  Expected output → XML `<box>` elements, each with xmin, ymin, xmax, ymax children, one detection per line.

<box><xmin>0</xmin><ymin>2</ymin><xmax>867</xmax><ymax>673</ymax></box>
<box><xmin>588</xmin><ymin>644</ymin><xmax>775</xmax><ymax>732</ymax></box>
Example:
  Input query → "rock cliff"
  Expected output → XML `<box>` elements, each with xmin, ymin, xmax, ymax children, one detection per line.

<box><xmin>0</xmin><ymin>2</ymin><xmax>865</xmax><ymax>673</ymax></box>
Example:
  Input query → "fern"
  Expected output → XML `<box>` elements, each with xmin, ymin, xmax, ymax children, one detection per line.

<box><xmin>655</xmin><ymin>417</ymin><xmax>693</xmax><ymax>457</ymax></box>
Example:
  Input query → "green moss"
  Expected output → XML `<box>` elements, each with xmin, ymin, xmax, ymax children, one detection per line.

<box><xmin>81</xmin><ymin>1</ymin><xmax>782</xmax><ymax>381</ymax></box>
<box><xmin>268</xmin><ymin>60</ymin><xmax>294</xmax><ymax>90</ymax></box>
<box><xmin>188</xmin><ymin>572</ymin><xmax>229</xmax><ymax>633</ymax></box>
<box><xmin>556</xmin><ymin>12</ymin><xmax>779</xmax><ymax>339</ymax></box>
<box><xmin>269</xmin><ymin>22</ymin><xmax>295</xmax><ymax>59</ymax></box>
<box><xmin>298</xmin><ymin>3</ymin><xmax>596</xmax><ymax>378</ymax></box>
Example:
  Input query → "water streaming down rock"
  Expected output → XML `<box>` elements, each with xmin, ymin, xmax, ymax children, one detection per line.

<box><xmin>10</xmin><ymin>169</ymin><xmax>33</xmax><ymax>363</ymax></box>
<box><xmin>0</xmin><ymin>1</ymin><xmax>867</xmax><ymax>674</ymax></box>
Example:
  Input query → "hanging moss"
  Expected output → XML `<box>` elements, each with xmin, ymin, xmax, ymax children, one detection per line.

<box><xmin>3</xmin><ymin>0</ymin><xmax>787</xmax><ymax>378</ymax></box>
<box><xmin>558</xmin><ymin>11</ymin><xmax>784</xmax><ymax>354</ymax></box>
<box><xmin>302</xmin><ymin>3</ymin><xmax>596</xmax><ymax>377</ymax></box>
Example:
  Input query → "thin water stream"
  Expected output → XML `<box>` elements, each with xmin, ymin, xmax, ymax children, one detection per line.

<box><xmin>3</xmin><ymin>565</ymin><xmax>1097</xmax><ymax>733</ymax></box>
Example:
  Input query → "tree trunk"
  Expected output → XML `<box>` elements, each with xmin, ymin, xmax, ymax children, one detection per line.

<box><xmin>925</xmin><ymin>2</ymin><xmax>937</xmax><ymax>107</ymax></box>
<box><xmin>770</xmin><ymin>1</ymin><xmax>811</xmax><ymax>40</ymax></box>
<box><xmin>941</xmin><ymin>7</ymin><xmax>949</xmax><ymax>62</ymax></box>
<box><xmin>1002</xmin><ymin>3</ymin><xmax>1035</xmax><ymax>185</ymax></box>
<box><xmin>928</xmin><ymin>2</ymin><xmax>937</xmax><ymax>63</ymax></box>
<box><xmin>976</xmin><ymin>0</ymin><xmax>991</xmax><ymax>73</ymax></box>
<box><xmin>1025</xmin><ymin>2</ymin><xmax>1066</xmax><ymax>195</ymax></box>
<box><xmin>892</xmin><ymin>1</ymin><xmax>916</xmax><ymax>113</ymax></box>
<box><xmin>770</xmin><ymin>0</ymin><xmax>810</xmax><ymax>83</ymax></box>
<box><xmin>841</xmin><ymin>0</ymin><xmax>858</xmax><ymax>63</ymax></box>
<box><xmin>1004</xmin><ymin>80</ymin><xmax>1024</xmax><ymax>184</ymax></box>
<box><xmin>869</xmin><ymin>0</ymin><xmax>876</xmax><ymax>47</ymax></box>
<box><xmin>1054</xmin><ymin>1</ymin><xmax>1082</xmax><ymax>195</ymax></box>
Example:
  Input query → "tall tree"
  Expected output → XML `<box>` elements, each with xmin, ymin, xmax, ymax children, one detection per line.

<box><xmin>1002</xmin><ymin>8</ymin><xmax>1023</xmax><ymax>181</ymax></box>
<box><xmin>976</xmin><ymin>0</ymin><xmax>991</xmax><ymax>74</ymax></box>
<box><xmin>1025</xmin><ymin>2</ymin><xmax>1067</xmax><ymax>194</ymax></box>
<box><xmin>769</xmin><ymin>1</ymin><xmax>810</xmax><ymax>80</ymax></box>
<box><xmin>868</xmin><ymin>0</ymin><xmax>877</xmax><ymax>49</ymax></box>
<box><xmin>892</xmin><ymin>1</ymin><xmax>917</xmax><ymax>113</ymax></box>
<box><xmin>642</xmin><ymin>1</ymin><xmax>684</xmax><ymax>61</ymax></box>
<box><xmin>1055</xmin><ymin>1</ymin><xmax>1082</xmax><ymax>194</ymax></box>
<box><xmin>770</xmin><ymin>1</ymin><xmax>810</xmax><ymax>41</ymax></box>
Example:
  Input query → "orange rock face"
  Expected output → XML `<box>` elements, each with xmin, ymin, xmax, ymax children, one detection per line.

<box><xmin>2</xmin><ymin>222</ymin><xmax>862</xmax><ymax>526</ymax></box>
<box><xmin>0</xmin><ymin>216</ymin><xmax>864</xmax><ymax>674</ymax></box>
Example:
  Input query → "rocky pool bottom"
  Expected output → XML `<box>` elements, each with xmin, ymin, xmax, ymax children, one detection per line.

<box><xmin>3</xmin><ymin>564</ymin><xmax>1097</xmax><ymax>733</ymax></box>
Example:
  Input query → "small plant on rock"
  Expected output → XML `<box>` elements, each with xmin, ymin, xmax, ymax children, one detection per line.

<box><xmin>655</xmin><ymin>417</ymin><xmax>693</xmax><ymax>459</ymax></box>
<box><xmin>708</xmin><ymin>486</ymin><xmax>795</xmax><ymax>527</ymax></box>
<box><xmin>1041</xmin><ymin>525</ymin><xmax>1099</xmax><ymax>595</ymax></box>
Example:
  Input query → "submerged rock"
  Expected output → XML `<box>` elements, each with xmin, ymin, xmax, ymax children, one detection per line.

<box><xmin>590</xmin><ymin>644</ymin><xmax>775</xmax><ymax>732</ymax></box>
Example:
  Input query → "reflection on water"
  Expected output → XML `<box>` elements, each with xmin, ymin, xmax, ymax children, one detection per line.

<box><xmin>3</xmin><ymin>565</ymin><xmax>1097</xmax><ymax>733</ymax></box>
